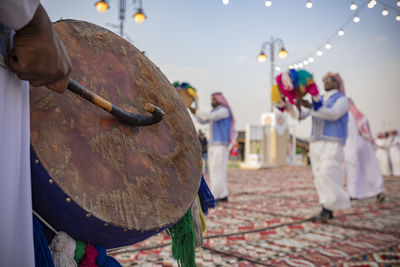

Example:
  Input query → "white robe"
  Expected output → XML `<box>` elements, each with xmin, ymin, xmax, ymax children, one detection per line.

<box><xmin>389</xmin><ymin>135</ymin><xmax>400</xmax><ymax>176</ymax></box>
<box><xmin>344</xmin><ymin>114</ymin><xmax>383</xmax><ymax>199</ymax></box>
<box><xmin>306</xmin><ymin>89</ymin><xmax>351</xmax><ymax>211</ymax></box>
<box><xmin>0</xmin><ymin>1</ymin><xmax>39</xmax><ymax>265</ymax></box>
<box><xmin>0</xmin><ymin>66</ymin><xmax>35</xmax><ymax>267</ymax></box>
<box><xmin>195</xmin><ymin>106</ymin><xmax>230</xmax><ymax>199</ymax></box>
<box><xmin>375</xmin><ymin>138</ymin><xmax>391</xmax><ymax>176</ymax></box>
<box><xmin>310</xmin><ymin>141</ymin><xmax>350</xmax><ymax>210</ymax></box>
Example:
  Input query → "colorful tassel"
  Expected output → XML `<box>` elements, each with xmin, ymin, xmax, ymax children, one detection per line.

<box><xmin>74</xmin><ymin>241</ymin><xmax>86</xmax><ymax>265</ymax></box>
<box><xmin>33</xmin><ymin>214</ymin><xmax>55</xmax><ymax>267</ymax></box>
<box><xmin>95</xmin><ymin>246</ymin><xmax>122</xmax><ymax>267</ymax></box>
<box><xmin>166</xmin><ymin>209</ymin><xmax>196</xmax><ymax>267</ymax></box>
<box><xmin>198</xmin><ymin>197</ymin><xmax>207</xmax><ymax>232</ymax></box>
<box><xmin>191</xmin><ymin>196</ymin><xmax>203</xmax><ymax>247</ymax></box>
<box><xmin>198</xmin><ymin>174</ymin><xmax>215</xmax><ymax>215</ymax></box>
<box><xmin>50</xmin><ymin>232</ymin><xmax>77</xmax><ymax>267</ymax></box>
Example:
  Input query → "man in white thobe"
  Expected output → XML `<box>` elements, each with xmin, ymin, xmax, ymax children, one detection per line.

<box><xmin>344</xmin><ymin>99</ymin><xmax>384</xmax><ymax>202</ymax></box>
<box><xmin>300</xmin><ymin>73</ymin><xmax>351</xmax><ymax>221</ymax></box>
<box><xmin>190</xmin><ymin>92</ymin><xmax>236</xmax><ymax>202</ymax></box>
<box><xmin>0</xmin><ymin>2</ymin><xmax>71</xmax><ymax>266</ymax></box>
<box><xmin>389</xmin><ymin>130</ymin><xmax>400</xmax><ymax>176</ymax></box>
<box><xmin>376</xmin><ymin>133</ymin><xmax>392</xmax><ymax>176</ymax></box>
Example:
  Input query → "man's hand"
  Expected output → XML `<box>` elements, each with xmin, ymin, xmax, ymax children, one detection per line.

<box><xmin>189</xmin><ymin>107</ymin><xmax>196</xmax><ymax>114</ymax></box>
<box><xmin>8</xmin><ymin>4</ymin><xmax>72</xmax><ymax>93</ymax></box>
<box><xmin>300</xmin><ymin>99</ymin><xmax>312</xmax><ymax>109</ymax></box>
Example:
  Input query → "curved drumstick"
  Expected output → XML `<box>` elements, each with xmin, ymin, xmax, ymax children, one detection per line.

<box><xmin>68</xmin><ymin>79</ymin><xmax>165</xmax><ymax>126</ymax></box>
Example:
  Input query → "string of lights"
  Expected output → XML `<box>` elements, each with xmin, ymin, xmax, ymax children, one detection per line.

<box><xmin>276</xmin><ymin>0</ymin><xmax>400</xmax><ymax>70</ymax></box>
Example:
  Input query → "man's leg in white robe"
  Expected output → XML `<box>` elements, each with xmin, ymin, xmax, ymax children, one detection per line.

<box><xmin>208</xmin><ymin>145</ymin><xmax>229</xmax><ymax>200</ymax></box>
<box><xmin>0</xmin><ymin>67</ymin><xmax>35</xmax><ymax>266</ymax></box>
<box><xmin>310</xmin><ymin>141</ymin><xmax>350</xmax><ymax>211</ymax></box>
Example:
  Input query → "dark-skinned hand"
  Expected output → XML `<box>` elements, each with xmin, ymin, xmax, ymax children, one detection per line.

<box><xmin>300</xmin><ymin>99</ymin><xmax>312</xmax><ymax>109</ymax></box>
<box><xmin>8</xmin><ymin>4</ymin><xmax>72</xmax><ymax>93</ymax></box>
<box><xmin>189</xmin><ymin>107</ymin><xmax>196</xmax><ymax>114</ymax></box>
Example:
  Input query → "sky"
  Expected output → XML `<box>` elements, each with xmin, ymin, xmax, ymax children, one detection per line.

<box><xmin>42</xmin><ymin>0</ymin><xmax>400</xmax><ymax>139</ymax></box>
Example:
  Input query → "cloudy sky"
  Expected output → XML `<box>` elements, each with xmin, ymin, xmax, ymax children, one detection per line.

<box><xmin>42</xmin><ymin>0</ymin><xmax>400</xmax><ymax>139</ymax></box>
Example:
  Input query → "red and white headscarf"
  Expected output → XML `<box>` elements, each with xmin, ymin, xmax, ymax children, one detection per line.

<box><xmin>212</xmin><ymin>92</ymin><xmax>237</xmax><ymax>145</ymax></box>
<box><xmin>322</xmin><ymin>72</ymin><xmax>345</xmax><ymax>94</ymax></box>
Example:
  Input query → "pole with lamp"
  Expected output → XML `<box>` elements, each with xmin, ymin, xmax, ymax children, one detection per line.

<box><xmin>257</xmin><ymin>37</ymin><xmax>288</xmax><ymax>112</ymax></box>
<box><xmin>95</xmin><ymin>0</ymin><xmax>146</xmax><ymax>37</ymax></box>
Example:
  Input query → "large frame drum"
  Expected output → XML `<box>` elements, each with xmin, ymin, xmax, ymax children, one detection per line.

<box><xmin>30</xmin><ymin>20</ymin><xmax>202</xmax><ymax>249</ymax></box>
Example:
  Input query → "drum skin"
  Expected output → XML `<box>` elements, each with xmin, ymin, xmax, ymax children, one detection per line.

<box><xmin>30</xmin><ymin>20</ymin><xmax>202</xmax><ymax>248</ymax></box>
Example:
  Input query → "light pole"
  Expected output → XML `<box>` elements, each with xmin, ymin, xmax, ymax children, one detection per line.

<box><xmin>257</xmin><ymin>37</ymin><xmax>288</xmax><ymax>112</ymax></box>
<box><xmin>95</xmin><ymin>0</ymin><xmax>146</xmax><ymax>37</ymax></box>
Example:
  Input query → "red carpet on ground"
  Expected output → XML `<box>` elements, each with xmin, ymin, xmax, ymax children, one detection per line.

<box><xmin>110</xmin><ymin>166</ymin><xmax>400</xmax><ymax>266</ymax></box>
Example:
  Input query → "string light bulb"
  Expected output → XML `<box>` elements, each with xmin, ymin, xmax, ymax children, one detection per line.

<box><xmin>325</xmin><ymin>42</ymin><xmax>332</xmax><ymax>49</ymax></box>
<box><xmin>306</xmin><ymin>0</ymin><xmax>313</xmax><ymax>8</ymax></box>
<box><xmin>338</xmin><ymin>28</ymin><xmax>344</xmax><ymax>36</ymax></box>
<box><xmin>368</xmin><ymin>0</ymin><xmax>376</xmax><ymax>8</ymax></box>
<box><xmin>396</xmin><ymin>13</ymin><xmax>400</xmax><ymax>21</ymax></box>
<box><xmin>275</xmin><ymin>66</ymin><xmax>281</xmax><ymax>71</ymax></box>
<box><xmin>95</xmin><ymin>0</ymin><xmax>109</xmax><ymax>12</ymax></box>
<box><xmin>222</xmin><ymin>0</ymin><xmax>229</xmax><ymax>5</ymax></box>
<box><xmin>353</xmin><ymin>15</ymin><xmax>360</xmax><ymax>23</ymax></box>
<box><xmin>317</xmin><ymin>50</ymin><xmax>323</xmax><ymax>56</ymax></box>
<box><xmin>397</xmin><ymin>0</ymin><xmax>400</xmax><ymax>7</ymax></box>
<box><xmin>257</xmin><ymin>52</ymin><xmax>267</xmax><ymax>63</ymax></box>
<box><xmin>265</xmin><ymin>0</ymin><xmax>272</xmax><ymax>7</ymax></box>
<box><xmin>303</xmin><ymin>60</ymin><xmax>309</xmax><ymax>65</ymax></box>
<box><xmin>382</xmin><ymin>8</ymin><xmax>389</xmax><ymax>16</ymax></box>
<box><xmin>350</xmin><ymin>2</ymin><xmax>358</xmax><ymax>10</ymax></box>
<box><xmin>294</xmin><ymin>64</ymin><xmax>298</xmax><ymax>69</ymax></box>
<box><xmin>133</xmin><ymin>8</ymin><xmax>146</xmax><ymax>23</ymax></box>
<box><xmin>308</xmin><ymin>57</ymin><xmax>314</xmax><ymax>62</ymax></box>
<box><xmin>298</xmin><ymin>63</ymin><xmax>304</xmax><ymax>68</ymax></box>
<box><xmin>289</xmin><ymin>65</ymin><xmax>293</xmax><ymax>69</ymax></box>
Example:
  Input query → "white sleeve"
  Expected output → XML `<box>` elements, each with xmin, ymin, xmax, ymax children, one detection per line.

<box><xmin>0</xmin><ymin>0</ymin><xmax>40</xmax><ymax>30</ymax></box>
<box><xmin>310</xmin><ymin>96</ymin><xmax>349</xmax><ymax>121</ymax></box>
<box><xmin>195</xmin><ymin>106</ymin><xmax>230</xmax><ymax>124</ymax></box>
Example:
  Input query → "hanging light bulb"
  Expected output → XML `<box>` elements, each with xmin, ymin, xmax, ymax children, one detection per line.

<box><xmin>275</xmin><ymin>66</ymin><xmax>281</xmax><ymax>71</ymax></box>
<box><xmin>382</xmin><ymin>8</ymin><xmax>389</xmax><ymax>16</ymax></box>
<box><xmin>396</xmin><ymin>13</ymin><xmax>400</xmax><ymax>21</ymax></box>
<box><xmin>306</xmin><ymin>0</ymin><xmax>313</xmax><ymax>8</ymax></box>
<box><xmin>265</xmin><ymin>0</ymin><xmax>272</xmax><ymax>7</ymax></box>
<box><xmin>294</xmin><ymin>64</ymin><xmax>298</xmax><ymax>69</ymax></box>
<box><xmin>350</xmin><ymin>1</ymin><xmax>358</xmax><ymax>10</ymax></box>
<box><xmin>308</xmin><ymin>57</ymin><xmax>314</xmax><ymax>62</ymax></box>
<box><xmin>298</xmin><ymin>63</ymin><xmax>304</xmax><ymax>68</ymax></box>
<box><xmin>278</xmin><ymin>47</ymin><xmax>288</xmax><ymax>59</ymax></box>
<box><xmin>289</xmin><ymin>65</ymin><xmax>294</xmax><ymax>69</ymax></box>
<box><xmin>353</xmin><ymin>15</ymin><xmax>360</xmax><ymax>23</ymax></box>
<box><xmin>95</xmin><ymin>0</ymin><xmax>109</xmax><ymax>12</ymax></box>
<box><xmin>303</xmin><ymin>60</ymin><xmax>309</xmax><ymax>65</ymax></box>
<box><xmin>338</xmin><ymin>28</ymin><xmax>344</xmax><ymax>36</ymax></box>
<box><xmin>368</xmin><ymin>0</ymin><xmax>376</xmax><ymax>8</ymax></box>
<box><xmin>325</xmin><ymin>42</ymin><xmax>332</xmax><ymax>49</ymax></box>
<box><xmin>257</xmin><ymin>52</ymin><xmax>267</xmax><ymax>63</ymax></box>
<box><xmin>398</xmin><ymin>0</ymin><xmax>400</xmax><ymax>7</ymax></box>
<box><xmin>134</xmin><ymin>8</ymin><xmax>146</xmax><ymax>23</ymax></box>
<box><xmin>317</xmin><ymin>50</ymin><xmax>323</xmax><ymax>56</ymax></box>
<box><xmin>222</xmin><ymin>0</ymin><xmax>229</xmax><ymax>5</ymax></box>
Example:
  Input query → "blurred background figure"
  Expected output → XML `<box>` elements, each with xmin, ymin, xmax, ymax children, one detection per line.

<box><xmin>376</xmin><ymin>133</ymin><xmax>392</xmax><ymax>177</ymax></box>
<box><xmin>389</xmin><ymin>130</ymin><xmax>400</xmax><ymax>177</ymax></box>
<box><xmin>198</xmin><ymin>130</ymin><xmax>208</xmax><ymax>173</ymax></box>
<box><xmin>190</xmin><ymin>92</ymin><xmax>236</xmax><ymax>203</ymax></box>
<box><xmin>344</xmin><ymin>99</ymin><xmax>384</xmax><ymax>202</ymax></box>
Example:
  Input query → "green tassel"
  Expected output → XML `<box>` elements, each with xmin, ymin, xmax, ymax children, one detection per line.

<box><xmin>166</xmin><ymin>209</ymin><xmax>196</xmax><ymax>267</ymax></box>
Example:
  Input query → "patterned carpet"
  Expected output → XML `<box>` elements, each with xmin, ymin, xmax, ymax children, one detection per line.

<box><xmin>110</xmin><ymin>166</ymin><xmax>400</xmax><ymax>266</ymax></box>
